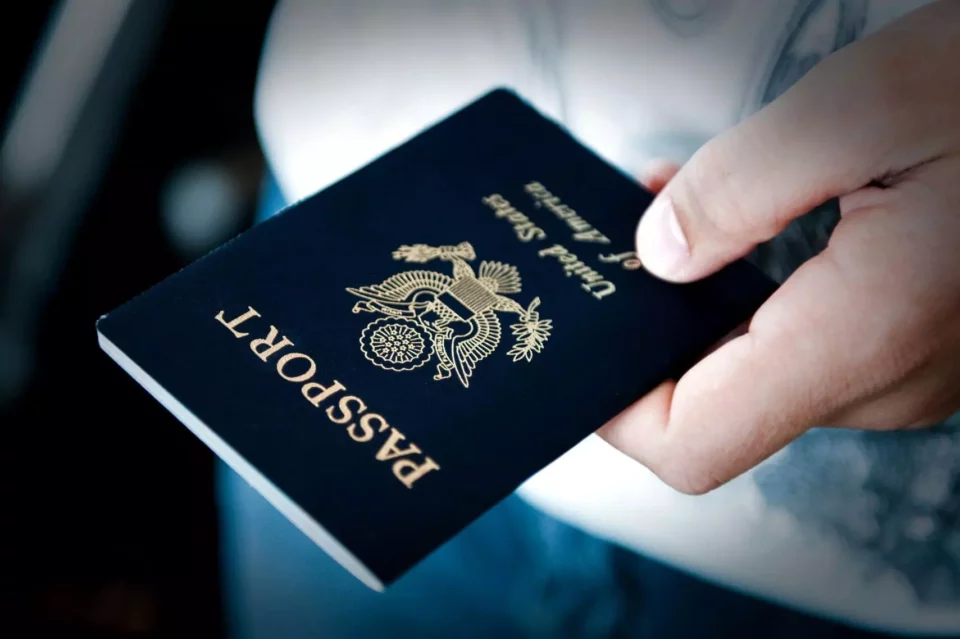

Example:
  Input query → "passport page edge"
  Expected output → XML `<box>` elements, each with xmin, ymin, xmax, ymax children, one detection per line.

<box><xmin>96</xmin><ymin>329</ymin><xmax>385</xmax><ymax>592</ymax></box>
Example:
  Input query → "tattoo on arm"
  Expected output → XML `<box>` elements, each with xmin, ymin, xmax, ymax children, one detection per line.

<box><xmin>747</xmin><ymin>0</ymin><xmax>960</xmax><ymax>606</ymax></box>
<box><xmin>749</xmin><ymin>0</ymin><xmax>868</xmax><ymax>112</ymax></box>
<box><xmin>747</xmin><ymin>0</ymin><xmax>867</xmax><ymax>282</ymax></box>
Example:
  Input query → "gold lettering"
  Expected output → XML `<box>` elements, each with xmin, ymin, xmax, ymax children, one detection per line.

<box><xmin>481</xmin><ymin>194</ymin><xmax>508</xmax><ymax>207</ymax></box>
<box><xmin>347</xmin><ymin>412</ymin><xmax>387</xmax><ymax>443</ymax></box>
<box><xmin>537</xmin><ymin>244</ymin><xmax>568</xmax><ymax>258</ymax></box>
<box><xmin>346</xmin><ymin>423</ymin><xmax>372</xmax><ymax>442</ymax></box>
<box><xmin>375</xmin><ymin>428</ymin><xmax>422</xmax><ymax>461</ymax></box>
<box><xmin>518</xmin><ymin>226</ymin><xmax>546</xmax><ymax>242</ymax></box>
<box><xmin>564</xmin><ymin>262</ymin><xmax>604</xmax><ymax>283</ymax></box>
<box><xmin>215</xmin><ymin>307</ymin><xmax>261</xmax><ymax>338</ymax></box>
<box><xmin>250</xmin><ymin>326</ymin><xmax>293</xmax><ymax>361</ymax></box>
<box><xmin>573</xmin><ymin>229</ymin><xmax>611</xmax><ymax>244</ymax></box>
<box><xmin>582</xmin><ymin>280</ymin><xmax>616</xmax><ymax>300</ymax></box>
<box><xmin>534</xmin><ymin>196</ymin><xmax>559</xmax><ymax>210</ymax></box>
<box><xmin>222</xmin><ymin>306</ymin><xmax>440</xmax><ymax>487</ymax></box>
<box><xmin>393</xmin><ymin>457</ymin><xmax>440</xmax><ymax>489</ymax></box>
<box><xmin>326</xmin><ymin>395</ymin><xmax>367</xmax><ymax>424</ymax></box>
<box><xmin>276</xmin><ymin>352</ymin><xmax>317</xmax><ymax>383</ymax></box>
<box><xmin>301</xmin><ymin>379</ymin><xmax>346</xmax><ymax>407</ymax></box>
<box><xmin>539</xmin><ymin>244</ymin><xmax>616</xmax><ymax>299</ymax></box>
<box><xmin>524</xmin><ymin>181</ymin><xmax>546</xmax><ymax>194</ymax></box>
<box><xmin>598</xmin><ymin>251</ymin><xmax>643</xmax><ymax>270</ymax></box>
<box><xmin>526</xmin><ymin>182</ymin><xmax>614</xmax><ymax>249</ymax></box>
<box><xmin>482</xmin><ymin>194</ymin><xmax>546</xmax><ymax>244</ymax></box>
<box><xmin>371</xmin><ymin>413</ymin><xmax>391</xmax><ymax>433</ymax></box>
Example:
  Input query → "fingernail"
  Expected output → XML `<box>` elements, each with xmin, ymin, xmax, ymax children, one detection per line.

<box><xmin>636</xmin><ymin>195</ymin><xmax>689</xmax><ymax>278</ymax></box>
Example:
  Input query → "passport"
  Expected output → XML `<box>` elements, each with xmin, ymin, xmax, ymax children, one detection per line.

<box><xmin>97</xmin><ymin>88</ymin><xmax>775</xmax><ymax>591</ymax></box>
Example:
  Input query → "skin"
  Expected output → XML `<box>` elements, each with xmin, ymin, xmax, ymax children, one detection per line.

<box><xmin>598</xmin><ymin>0</ymin><xmax>960</xmax><ymax>495</ymax></box>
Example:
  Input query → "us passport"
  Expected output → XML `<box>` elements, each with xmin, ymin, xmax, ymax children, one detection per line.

<box><xmin>97</xmin><ymin>89</ymin><xmax>775</xmax><ymax>591</ymax></box>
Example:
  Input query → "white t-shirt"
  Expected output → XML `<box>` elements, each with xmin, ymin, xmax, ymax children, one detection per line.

<box><xmin>253</xmin><ymin>1</ymin><xmax>957</xmax><ymax>633</ymax></box>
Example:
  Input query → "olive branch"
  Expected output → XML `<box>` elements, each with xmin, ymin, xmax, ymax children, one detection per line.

<box><xmin>507</xmin><ymin>297</ymin><xmax>552</xmax><ymax>362</ymax></box>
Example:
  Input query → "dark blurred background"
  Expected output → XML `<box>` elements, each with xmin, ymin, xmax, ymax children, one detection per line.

<box><xmin>1</xmin><ymin>2</ymin><xmax>276</xmax><ymax>636</ymax></box>
<box><xmin>4</xmin><ymin>3</ymin><xmax>950</xmax><ymax>638</ymax></box>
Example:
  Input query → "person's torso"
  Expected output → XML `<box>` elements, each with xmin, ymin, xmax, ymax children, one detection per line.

<box><xmin>254</xmin><ymin>1</ymin><xmax>957</xmax><ymax>632</ymax></box>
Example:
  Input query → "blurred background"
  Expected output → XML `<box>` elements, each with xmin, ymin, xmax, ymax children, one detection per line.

<box><xmin>1</xmin><ymin>1</ymin><xmax>276</xmax><ymax>635</ymax></box>
<box><xmin>3</xmin><ymin>2</ymin><xmax>954</xmax><ymax>638</ymax></box>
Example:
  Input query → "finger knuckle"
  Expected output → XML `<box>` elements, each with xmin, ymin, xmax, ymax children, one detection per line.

<box><xmin>654</xmin><ymin>456</ymin><xmax>720</xmax><ymax>496</ymax></box>
<box><xmin>681</xmin><ymin>140</ymin><xmax>754</xmax><ymax>241</ymax></box>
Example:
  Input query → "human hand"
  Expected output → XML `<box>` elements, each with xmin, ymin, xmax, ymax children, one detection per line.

<box><xmin>599</xmin><ymin>0</ymin><xmax>960</xmax><ymax>495</ymax></box>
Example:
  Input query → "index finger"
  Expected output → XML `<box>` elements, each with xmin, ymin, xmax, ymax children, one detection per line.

<box><xmin>598</xmin><ymin>250</ymin><xmax>856</xmax><ymax>494</ymax></box>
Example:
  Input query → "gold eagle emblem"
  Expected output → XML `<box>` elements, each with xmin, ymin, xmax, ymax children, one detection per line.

<box><xmin>346</xmin><ymin>242</ymin><xmax>552</xmax><ymax>388</ymax></box>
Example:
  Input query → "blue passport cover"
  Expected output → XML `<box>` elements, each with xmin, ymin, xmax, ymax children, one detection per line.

<box><xmin>97</xmin><ymin>89</ymin><xmax>775</xmax><ymax>590</ymax></box>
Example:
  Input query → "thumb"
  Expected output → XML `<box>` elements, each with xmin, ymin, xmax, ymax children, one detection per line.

<box><xmin>634</xmin><ymin>44</ymin><xmax>888</xmax><ymax>282</ymax></box>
